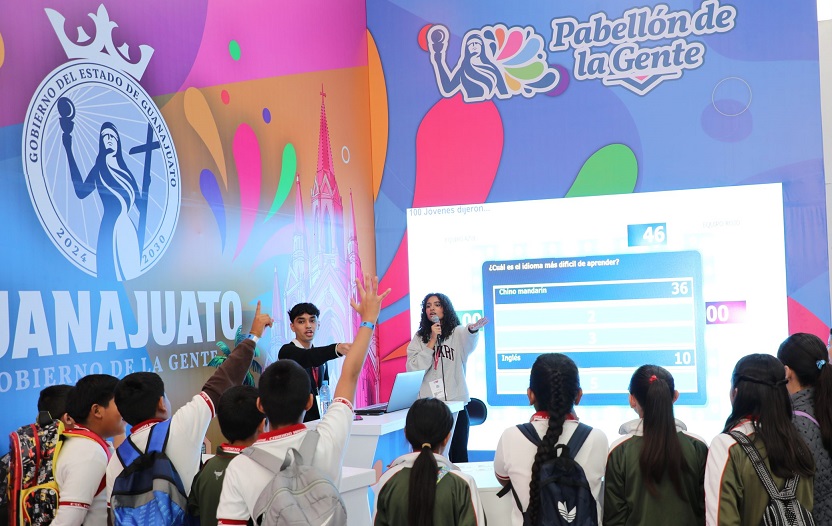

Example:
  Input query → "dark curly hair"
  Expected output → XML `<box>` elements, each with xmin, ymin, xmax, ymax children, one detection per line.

<box><xmin>416</xmin><ymin>293</ymin><xmax>461</xmax><ymax>344</ymax></box>
<box><xmin>527</xmin><ymin>353</ymin><xmax>581</xmax><ymax>525</ymax></box>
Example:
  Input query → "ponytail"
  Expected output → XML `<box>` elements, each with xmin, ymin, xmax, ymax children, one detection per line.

<box><xmin>630</xmin><ymin>366</ymin><xmax>688</xmax><ymax>497</ymax></box>
<box><xmin>403</xmin><ymin>398</ymin><xmax>454</xmax><ymax>526</ymax></box>
<box><xmin>408</xmin><ymin>445</ymin><xmax>439</xmax><ymax>526</ymax></box>
<box><xmin>527</xmin><ymin>354</ymin><xmax>581</xmax><ymax>526</ymax></box>
<box><xmin>778</xmin><ymin>333</ymin><xmax>832</xmax><ymax>455</ymax></box>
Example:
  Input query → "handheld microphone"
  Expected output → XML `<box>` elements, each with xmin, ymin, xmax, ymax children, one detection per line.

<box><xmin>430</xmin><ymin>315</ymin><xmax>441</xmax><ymax>346</ymax></box>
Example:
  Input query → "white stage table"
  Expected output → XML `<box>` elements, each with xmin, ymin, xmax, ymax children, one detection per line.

<box><xmin>339</xmin><ymin>466</ymin><xmax>377</xmax><ymax>526</ymax></box>
<box><xmin>457</xmin><ymin>461</ymin><xmax>512</xmax><ymax>524</ymax></box>
<box><xmin>309</xmin><ymin>401</ymin><xmax>464</xmax><ymax>471</ymax></box>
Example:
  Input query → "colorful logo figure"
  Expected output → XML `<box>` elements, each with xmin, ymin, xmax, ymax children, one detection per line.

<box><xmin>427</xmin><ymin>24</ymin><xmax>560</xmax><ymax>103</ymax></box>
<box><xmin>22</xmin><ymin>5</ymin><xmax>180</xmax><ymax>280</ymax></box>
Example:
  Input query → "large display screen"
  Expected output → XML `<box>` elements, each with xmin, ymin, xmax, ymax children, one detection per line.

<box><xmin>483</xmin><ymin>251</ymin><xmax>705</xmax><ymax>406</ymax></box>
<box><xmin>407</xmin><ymin>184</ymin><xmax>788</xmax><ymax>450</ymax></box>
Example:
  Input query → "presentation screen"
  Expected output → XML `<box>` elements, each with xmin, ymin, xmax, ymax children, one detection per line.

<box><xmin>407</xmin><ymin>183</ymin><xmax>788</xmax><ymax>450</ymax></box>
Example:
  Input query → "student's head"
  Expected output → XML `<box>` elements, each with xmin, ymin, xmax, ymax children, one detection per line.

<box><xmin>288</xmin><ymin>303</ymin><xmax>320</xmax><ymax>346</ymax></box>
<box><xmin>527</xmin><ymin>353</ymin><xmax>582</xmax><ymax>525</ymax></box>
<box><xmin>258</xmin><ymin>360</ymin><xmax>312</xmax><ymax>427</ymax></box>
<box><xmin>528</xmin><ymin>353</ymin><xmax>581</xmax><ymax>414</ymax></box>
<box><xmin>778</xmin><ymin>333</ymin><xmax>829</xmax><ymax>390</ymax></box>
<box><xmin>725</xmin><ymin>353</ymin><xmax>814</xmax><ymax>478</ymax></box>
<box><xmin>217</xmin><ymin>385</ymin><xmax>266</xmax><ymax>444</ymax></box>
<box><xmin>114</xmin><ymin>372</ymin><xmax>169</xmax><ymax>426</ymax></box>
<box><xmin>66</xmin><ymin>374</ymin><xmax>124</xmax><ymax>438</ymax></box>
<box><xmin>404</xmin><ymin>398</ymin><xmax>454</xmax><ymax>526</ymax></box>
<box><xmin>417</xmin><ymin>293</ymin><xmax>461</xmax><ymax>343</ymax></box>
<box><xmin>404</xmin><ymin>397</ymin><xmax>454</xmax><ymax>452</ymax></box>
<box><xmin>37</xmin><ymin>384</ymin><xmax>74</xmax><ymax>427</ymax></box>
<box><xmin>778</xmin><ymin>333</ymin><xmax>832</xmax><ymax>453</ymax></box>
<box><xmin>629</xmin><ymin>365</ymin><xmax>687</xmax><ymax>496</ymax></box>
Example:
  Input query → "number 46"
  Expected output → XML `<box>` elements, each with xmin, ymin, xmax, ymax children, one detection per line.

<box><xmin>643</xmin><ymin>225</ymin><xmax>666</xmax><ymax>243</ymax></box>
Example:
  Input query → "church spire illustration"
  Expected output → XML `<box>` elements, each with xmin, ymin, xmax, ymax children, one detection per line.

<box><xmin>271</xmin><ymin>86</ymin><xmax>379</xmax><ymax>405</ymax></box>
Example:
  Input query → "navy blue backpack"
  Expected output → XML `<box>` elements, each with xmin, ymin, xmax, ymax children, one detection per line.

<box><xmin>498</xmin><ymin>422</ymin><xmax>597</xmax><ymax>526</ymax></box>
<box><xmin>110</xmin><ymin>420</ymin><xmax>193</xmax><ymax>526</ymax></box>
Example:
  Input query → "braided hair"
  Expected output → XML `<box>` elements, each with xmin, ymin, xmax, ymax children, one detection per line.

<box><xmin>403</xmin><ymin>398</ymin><xmax>454</xmax><ymax>526</ymax></box>
<box><xmin>527</xmin><ymin>354</ymin><xmax>582</xmax><ymax>525</ymax></box>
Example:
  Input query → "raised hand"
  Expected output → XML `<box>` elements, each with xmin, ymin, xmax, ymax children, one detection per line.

<box><xmin>249</xmin><ymin>300</ymin><xmax>273</xmax><ymax>337</ymax></box>
<box><xmin>350</xmin><ymin>273</ymin><xmax>391</xmax><ymax>325</ymax></box>
<box><xmin>468</xmin><ymin>316</ymin><xmax>489</xmax><ymax>332</ymax></box>
<box><xmin>429</xmin><ymin>26</ymin><xmax>448</xmax><ymax>55</ymax></box>
<box><xmin>336</xmin><ymin>275</ymin><xmax>392</xmax><ymax>403</ymax></box>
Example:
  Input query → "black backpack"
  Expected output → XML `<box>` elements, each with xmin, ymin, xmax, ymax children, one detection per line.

<box><xmin>729</xmin><ymin>431</ymin><xmax>815</xmax><ymax>526</ymax></box>
<box><xmin>498</xmin><ymin>422</ymin><xmax>597</xmax><ymax>526</ymax></box>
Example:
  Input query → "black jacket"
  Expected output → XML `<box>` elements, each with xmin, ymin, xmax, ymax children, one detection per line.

<box><xmin>277</xmin><ymin>341</ymin><xmax>339</xmax><ymax>422</ymax></box>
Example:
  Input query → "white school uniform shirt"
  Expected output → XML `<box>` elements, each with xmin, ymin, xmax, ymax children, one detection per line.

<box><xmin>105</xmin><ymin>391</ymin><xmax>216</xmax><ymax>503</ymax></box>
<box><xmin>216</xmin><ymin>398</ymin><xmax>354</xmax><ymax>525</ymax></box>
<box><xmin>52</xmin><ymin>429</ymin><xmax>113</xmax><ymax>526</ymax></box>
<box><xmin>494</xmin><ymin>414</ymin><xmax>609</xmax><ymax>526</ymax></box>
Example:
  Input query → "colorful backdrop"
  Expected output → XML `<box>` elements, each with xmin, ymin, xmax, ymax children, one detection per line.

<box><xmin>0</xmin><ymin>0</ymin><xmax>829</xmax><ymax>454</ymax></box>
<box><xmin>368</xmin><ymin>0</ymin><xmax>830</xmax><ymax>439</ymax></box>
<box><xmin>0</xmin><ymin>0</ymin><xmax>378</xmax><ymax>449</ymax></box>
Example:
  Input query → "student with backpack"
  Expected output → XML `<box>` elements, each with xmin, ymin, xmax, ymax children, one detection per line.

<box><xmin>604</xmin><ymin>365</ymin><xmax>708</xmax><ymax>526</ymax></box>
<box><xmin>216</xmin><ymin>274</ymin><xmax>390</xmax><ymax>526</ymax></box>
<box><xmin>106</xmin><ymin>301</ymin><xmax>273</xmax><ymax>525</ymax></box>
<box><xmin>705</xmin><ymin>353</ymin><xmax>815</xmax><ymax>526</ymax></box>
<box><xmin>2</xmin><ymin>385</ymin><xmax>75</xmax><ymax>526</ymax></box>
<box><xmin>373</xmin><ymin>397</ymin><xmax>486</xmax><ymax>526</ymax></box>
<box><xmin>1</xmin><ymin>385</ymin><xmax>75</xmax><ymax>495</ymax></box>
<box><xmin>188</xmin><ymin>385</ymin><xmax>266</xmax><ymax>526</ymax></box>
<box><xmin>494</xmin><ymin>353</ymin><xmax>608</xmax><ymax>526</ymax></box>
<box><xmin>33</xmin><ymin>385</ymin><xmax>76</xmax><ymax>429</ymax></box>
<box><xmin>50</xmin><ymin>375</ymin><xmax>124</xmax><ymax>526</ymax></box>
<box><xmin>777</xmin><ymin>333</ymin><xmax>832</xmax><ymax>524</ymax></box>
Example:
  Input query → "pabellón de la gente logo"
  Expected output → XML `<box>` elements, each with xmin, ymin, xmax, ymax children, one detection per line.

<box><xmin>427</xmin><ymin>0</ymin><xmax>737</xmax><ymax>99</ymax></box>
<box><xmin>22</xmin><ymin>4</ymin><xmax>181</xmax><ymax>281</ymax></box>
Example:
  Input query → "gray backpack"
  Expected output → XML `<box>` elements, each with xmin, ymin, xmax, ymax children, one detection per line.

<box><xmin>729</xmin><ymin>431</ymin><xmax>815</xmax><ymax>526</ymax></box>
<box><xmin>241</xmin><ymin>430</ymin><xmax>347</xmax><ymax>526</ymax></box>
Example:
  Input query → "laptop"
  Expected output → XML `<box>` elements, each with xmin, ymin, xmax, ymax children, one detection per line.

<box><xmin>354</xmin><ymin>371</ymin><xmax>424</xmax><ymax>415</ymax></box>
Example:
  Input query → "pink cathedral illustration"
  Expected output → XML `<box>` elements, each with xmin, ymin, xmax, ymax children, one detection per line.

<box><xmin>269</xmin><ymin>87</ymin><xmax>380</xmax><ymax>407</ymax></box>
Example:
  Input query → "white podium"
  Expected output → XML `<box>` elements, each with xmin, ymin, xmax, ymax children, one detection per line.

<box><xmin>307</xmin><ymin>401</ymin><xmax>464</xmax><ymax>470</ymax></box>
<box><xmin>342</xmin><ymin>401</ymin><xmax>464</xmax><ymax>469</ymax></box>
<box><xmin>457</xmin><ymin>461</ymin><xmax>513</xmax><ymax>524</ymax></box>
<box><xmin>339</xmin><ymin>466</ymin><xmax>377</xmax><ymax>526</ymax></box>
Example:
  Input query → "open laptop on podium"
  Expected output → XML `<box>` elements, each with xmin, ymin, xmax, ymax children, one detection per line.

<box><xmin>354</xmin><ymin>370</ymin><xmax>423</xmax><ymax>416</ymax></box>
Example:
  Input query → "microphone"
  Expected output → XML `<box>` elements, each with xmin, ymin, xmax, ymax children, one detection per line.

<box><xmin>430</xmin><ymin>315</ymin><xmax>441</xmax><ymax>346</ymax></box>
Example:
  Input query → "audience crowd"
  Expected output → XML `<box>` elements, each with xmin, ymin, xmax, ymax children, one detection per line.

<box><xmin>2</xmin><ymin>278</ymin><xmax>829</xmax><ymax>526</ymax></box>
